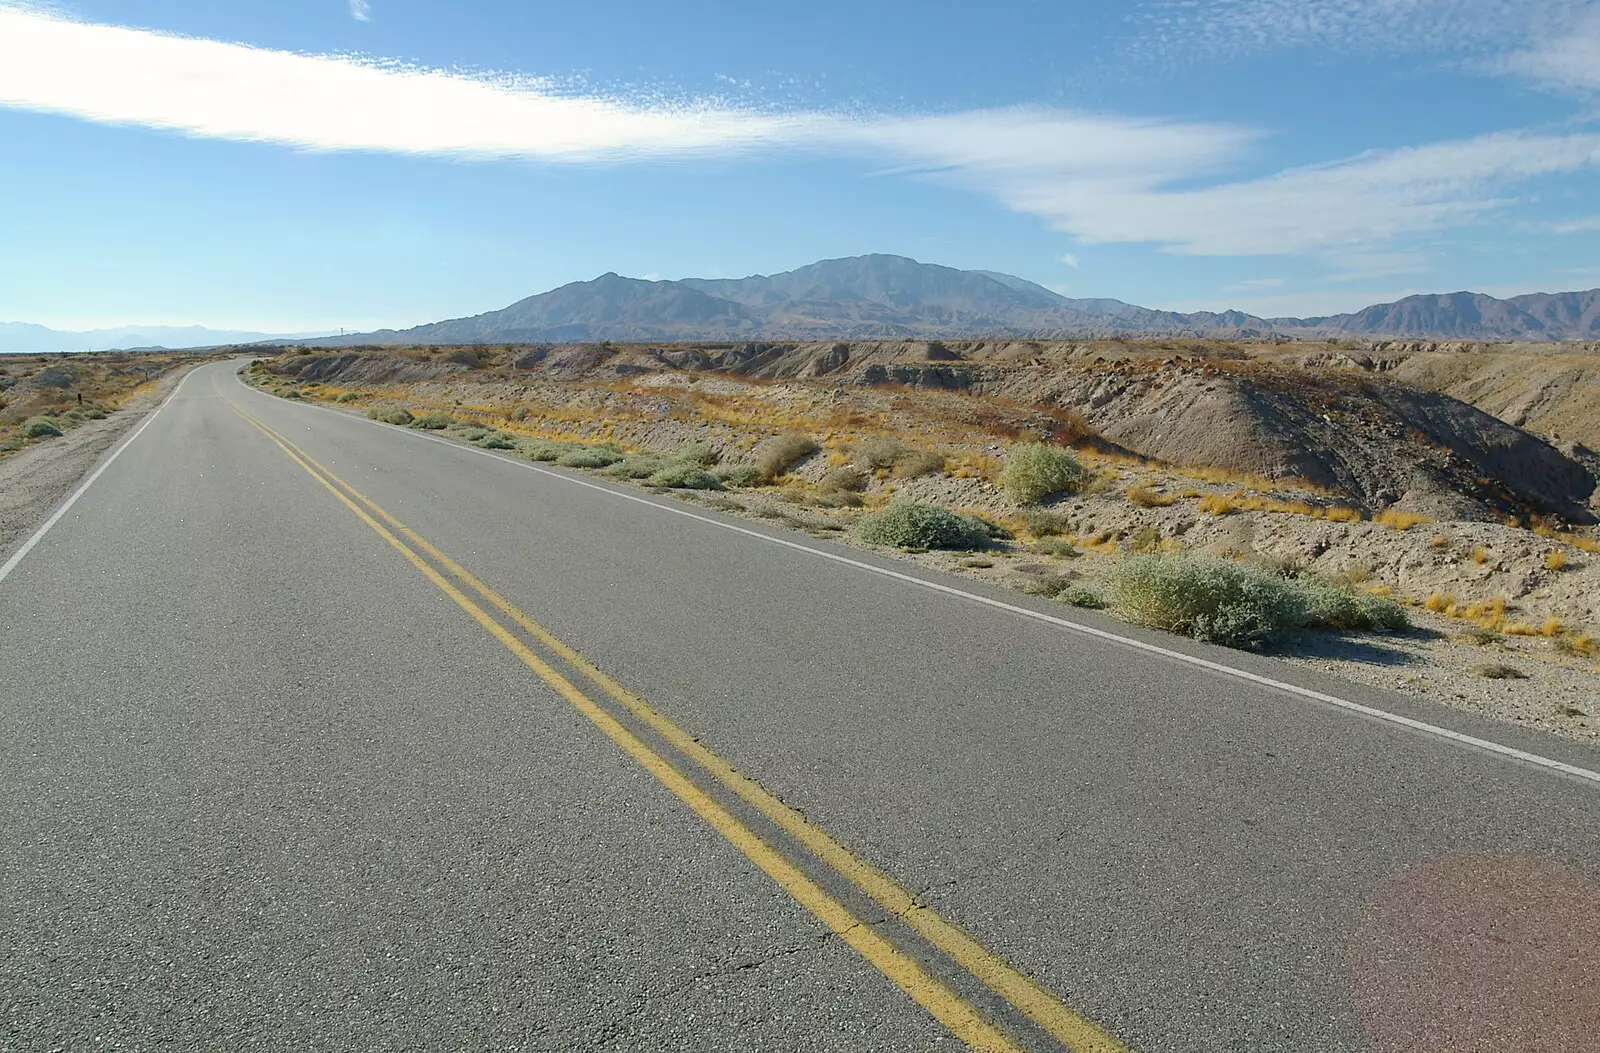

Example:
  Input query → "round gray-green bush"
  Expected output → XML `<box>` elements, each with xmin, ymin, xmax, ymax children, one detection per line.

<box><xmin>22</xmin><ymin>416</ymin><xmax>63</xmax><ymax>438</ymax></box>
<box><xmin>1110</xmin><ymin>554</ymin><xmax>1309</xmax><ymax>649</ymax></box>
<box><xmin>999</xmin><ymin>442</ymin><xmax>1084</xmax><ymax>505</ymax></box>
<box><xmin>856</xmin><ymin>502</ymin><xmax>992</xmax><ymax>550</ymax></box>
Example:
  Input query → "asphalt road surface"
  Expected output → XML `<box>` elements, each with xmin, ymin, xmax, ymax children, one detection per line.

<box><xmin>4</xmin><ymin>359</ymin><xmax>1598</xmax><ymax>1052</ymax></box>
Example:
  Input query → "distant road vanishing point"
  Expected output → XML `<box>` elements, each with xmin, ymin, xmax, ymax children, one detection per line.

<box><xmin>3</xmin><ymin>359</ymin><xmax>1598</xmax><ymax>1052</ymax></box>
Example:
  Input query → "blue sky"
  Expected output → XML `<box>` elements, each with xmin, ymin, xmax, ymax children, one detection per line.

<box><xmin>2</xmin><ymin>0</ymin><xmax>1598</xmax><ymax>331</ymax></box>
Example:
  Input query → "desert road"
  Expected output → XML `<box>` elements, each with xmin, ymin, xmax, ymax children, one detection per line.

<box><xmin>4</xmin><ymin>359</ymin><xmax>1598</xmax><ymax>1052</ymax></box>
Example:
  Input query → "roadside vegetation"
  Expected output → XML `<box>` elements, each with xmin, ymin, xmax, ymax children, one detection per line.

<box><xmin>1000</xmin><ymin>442</ymin><xmax>1084</xmax><ymax>504</ymax></box>
<box><xmin>0</xmin><ymin>350</ymin><xmax>207</xmax><ymax>460</ymax></box>
<box><xmin>856</xmin><ymin>502</ymin><xmax>994</xmax><ymax>550</ymax></box>
<box><xmin>245</xmin><ymin>347</ymin><xmax>1598</xmax><ymax>717</ymax></box>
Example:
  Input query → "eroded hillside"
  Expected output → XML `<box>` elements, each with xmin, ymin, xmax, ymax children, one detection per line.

<box><xmin>267</xmin><ymin>339</ymin><xmax>1599</xmax><ymax>525</ymax></box>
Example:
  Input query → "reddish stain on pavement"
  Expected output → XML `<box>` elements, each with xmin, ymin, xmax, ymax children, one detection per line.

<box><xmin>1349</xmin><ymin>854</ymin><xmax>1600</xmax><ymax>1053</ymax></box>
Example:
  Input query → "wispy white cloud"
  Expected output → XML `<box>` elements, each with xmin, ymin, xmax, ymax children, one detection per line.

<box><xmin>1057</xmin><ymin>253</ymin><xmax>1081</xmax><ymax>268</ymax></box>
<box><xmin>920</xmin><ymin>128</ymin><xmax>1600</xmax><ymax>258</ymax></box>
<box><xmin>0</xmin><ymin>6</ymin><xmax>831</xmax><ymax>162</ymax></box>
<box><xmin>1</xmin><ymin>5</ymin><xmax>1596</xmax><ymax>269</ymax></box>
<box><xmin>349</xmin><ymin>0</ymin><xmax>371</xmax><ymax>23</ymax></box>
<box><xmin>1550</xmin><ymin>214</ymin><xmax>1600</xmax><ymax>233</ymax></box>
<box><xmin>1137</xmin><ymin>0</ymin><xmax>1600</xmax><ymax>98</ymax></box>
<box><xmin>1134</xmin><ymin>0</ymin><xmax>1589</xmax><ymax>59</ymax></box>
<box><xmin>1501</xmin><ymin>6</ymin><xmax>1600</xmax><ymax>93</ymax></box>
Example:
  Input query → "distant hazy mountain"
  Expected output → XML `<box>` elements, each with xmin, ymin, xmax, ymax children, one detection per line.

<box><xmin>1277</xmin><ymin>290</ymin><xmax>1600</xmax><ymax>340</ymax></box>
<box><xmin>295</xmin><ymin>255</ymin><xmax>1600</xmax><ymax>346</ymax></box>
<box><xmin>0</xmin><ymin>322</ymin><xmax>329</xmax><ymax>354</ymax></box>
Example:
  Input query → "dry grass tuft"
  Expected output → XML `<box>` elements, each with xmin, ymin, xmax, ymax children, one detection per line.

<box><xmin>1127</xmin><ymin>484</ymin><xmax>1176</xmax><ymax>508</ymax></box>
<box><xmin>755</xmin><ymin>433</ymin><xmax>819</xmax><ymax>482</ymax></box>
<box><xmin>1545</xmin><ymin>549</ymin><xmax>1569</xmax><ymax>571</ymax></box>
<box><xmin>1374</xmin><ymin>508</ymin><xmax>1434</xmax><ymax>531</ymax></box>
<box><xmin>1471</xmin><ymin>663</ymin><xmax>1528</xmax><ymax>680</ymax></box>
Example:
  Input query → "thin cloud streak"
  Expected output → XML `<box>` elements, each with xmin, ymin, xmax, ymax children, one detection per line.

<box><xmin>1502</xmin><ymin>6</ymin><xmax>1600</xmax><ymax>92</ymax></box>
<box><xmin>349</xmin><ymin>0</ymin><xmax>371</xmax><ymax>22</ymax></box>
<box><xmin>2</xmin><ymin>5</ymin><xmax>1597</xmax><ymax>267</ymax></box>
<box><xmin>1550</xmin><ymin>215</ymin><xmax>1600</xmax><ymax>234</ymax></box>
<box><xmin>1135</xmin><ymin>0</ymin><xmax>1591</xmax><ymax>59</ymax></box>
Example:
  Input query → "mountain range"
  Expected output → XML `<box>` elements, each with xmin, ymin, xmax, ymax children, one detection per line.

<box><xmin>0</xmin><ymin>322</ymin><xmax>328</xmax><ymax>354</ymax></box>
<box><xmin>303</xmin><ymin>256</ymin><xmax>1600</xmax><ymax>345</ymax></box>
<box><xmin>10</xmin><ymin>256</ymin><xmax>1599</xmax><ymax>352</ymax></box>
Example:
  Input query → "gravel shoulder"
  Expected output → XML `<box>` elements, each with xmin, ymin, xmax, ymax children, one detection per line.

<box><xmin>0</xmin><ymin>364</ymin><xmax>198</xmax><ymax>563</ymax></box>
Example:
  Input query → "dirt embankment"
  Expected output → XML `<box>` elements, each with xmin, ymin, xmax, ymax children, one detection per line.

<box><xmin>268</xmin><ymin>340</ymin><xmax>1598</xmax><ymax>525</ymax></box>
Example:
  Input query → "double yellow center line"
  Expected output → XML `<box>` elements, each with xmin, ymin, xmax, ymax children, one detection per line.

<box><xmin>230</xmin><ymin>402</ymin><xmax>1129</xmax><ymax>1053</ymax></box>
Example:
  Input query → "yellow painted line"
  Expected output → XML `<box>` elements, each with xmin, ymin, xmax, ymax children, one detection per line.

<box><xmin>243</xmin><ymin>407</ymin><xmax>1131</xmax><ymax>1053</ymax></box>
<box><xmin>230</xmin><ymin>406</ymin><xmax>1024</xmax><ymax>1053</ymax></box>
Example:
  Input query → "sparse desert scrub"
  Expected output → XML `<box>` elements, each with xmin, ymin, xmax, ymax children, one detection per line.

<box><xmin>1553</xmin><ymin>633</ymin><xmax>1595</xmax><ymax>657</ymax></box>
<box><xmin>336</xmin><ymin>392</ymin><xmax>361</xmax><ymax>403</ymax></box>
<box><xmin>1030</xmin><ymin>537</ymin><xmax>1080</xmax><ymax>558</ymax></box>
<box><xmin>819</xmin><ymin>464</ymin><xmax>868</xmax><ymax>495</ymax></box>
<box><xmin>1012</xmin><ymin>566</ymin><xmax>1077</xmax><ymax>598</ymax></box>
<box><xmin>647</xmin><ymin>463</ymin><xmax>722</xmax><ymax>489</ymax></box>
<box><xmin>755</xmin><ymin>433</ymin><xmax>819</xmax><ymax>482</ymax></box>
<box><xmin>999</xmin><ymin>442</ymin><xmax>1084</xmax><ymax>505</ymax></box>
<box><xmin>856</xmin><ymin>502</ymin><xmax>993</xmax><ymax>550</ymax></box>
<box><xmin>1297</xmin><ymin>578</ymin><xmax>1411</xmax><ymax>632</ymax></box>
<box><xmin>1019</xmin><ymin>509</ymin><xmax>1069</xmax><ymax>537</ymax></box>
<box><xmin>1545</xmin><ymin>549</ymin><xmax>1569</xmax><ymax>571</ymax></box>
<box><xmin>524</xmin><ymin>440</ymin><xmax>581</xmax><ymax>462</ymax></box>
<box><xmin>851</xmin><ymin>436</ymin><xmax>907</xmax><ymax>470</ymax></box>
<box><xmin>712</xmin><ymin>462</ymin><xmax>763</xmax><ymax>487</ymax></box>
<box><xmin>368</xmin><ymin>407</ymin><xmax>415</xmax><ymax>426</ymax></box>
<box><xmin>21</xmin><ymin>416</ymin><xmax>62</xmax><ymax>438</ymax></box>
<box><xmin>410</xmin><ymin>411</ymin><xmax>455</xmax><ymax>430</ymax></box>
<box><xmin>556</xmin><ymin>444</ymin><xmax>624</xmax><ymax>468</ymax></box>
<box><xmin>1110</xmin><ymin>553</ymin><xmax>1310</xmax><ymax>649</ymax></box>
<box><xmin>894</xmin><ymin>448</ymin><xmax>946</xmax><ymax>478</ymax></box>
<box><xmin>1127</xmin><ymin>484</ymin><xmax>1176</xmax><ymax>508</ymax></box>
<box><xmin>1056</xmin><ymin>583</ymin><xmax>1108</xmax><ymax>609</ymax></box>
<box><xmin>604</xmin><ymin>453</ymin><xmax>673</xmax><ymax>479</ymax></box>
<box><xmin>1471</xmin><ymin>663</ymin><xmax>1528</xmax><ymax>680</ymax></box>
<box><xmin>1124</xmin><ymin>525</ymin><xmax>1165</xmax><ymax>554</ymax></box>
<box><xmin>675</xmin><ymin>441</ymin><xmax>719</xmax><ymax>467</ymax></box>
<box><xmin>1375</xmin><ymin>508</ymin><xmax>1434</xmax><ymax>531</ymax></box>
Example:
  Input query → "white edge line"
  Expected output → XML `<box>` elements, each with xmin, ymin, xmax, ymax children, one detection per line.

<box><xmin>234</xmin><ymin>367</ymin><xmax>1600</xmax><ymax>789</ymax></box>
<box><xmin>0</xmin><ymin>366</ymin><xmax>200</xmax><ymax>586</ymax></box>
